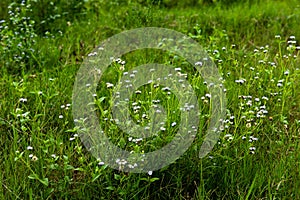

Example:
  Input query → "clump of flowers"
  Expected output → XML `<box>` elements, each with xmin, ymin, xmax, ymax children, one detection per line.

<box><xmin>0</xmin><ymin>0</ymin><xmax>37</xmax><ymax>73</ymax></box>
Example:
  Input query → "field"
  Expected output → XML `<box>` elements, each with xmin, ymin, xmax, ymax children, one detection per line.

<box><xmin>0</xmin><ymin>0</ymin><xmax>300</xmax><ymax>199</ymax></box>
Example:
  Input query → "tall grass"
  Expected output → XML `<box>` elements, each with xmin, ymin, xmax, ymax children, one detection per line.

<box><xmin>0</xmin><ymin>0</ymin><xmax>299</xmax><ymax>199</ymax></box>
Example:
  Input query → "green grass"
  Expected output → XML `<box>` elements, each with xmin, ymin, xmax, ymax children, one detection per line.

<box><xmin>1</xmin><ymin>0</ymin><xmax>300</xmax><ymax>199</ymax></box>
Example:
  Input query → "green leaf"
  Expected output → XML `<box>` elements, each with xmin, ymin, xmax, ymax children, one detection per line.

<box><xmin>99</xmin><ymin>97</ymin><xmax>106</xmax><ymax>102</ymax></box>
<box><xmin>105</xmin><ymin>186</ymin><xmax>115</xmax><ymax>191</ymax></box>
<box><xmin>28</xmin><ymin>174</ymin><xmax>39</xmax><ymax>180</ymax></box>
<box><xmin>92</xmin><ymin>174</ymin><xmax>101</xmax><ymax>182</ymax></box>
<box><xmin>114</xmin><ymin>173</ymin><xmax>121</xmax><ymax>180</ymax></box>
<box><xmin>66</xmin><ymin>165</ymin><xmax>74</xmax><ymax>170</ymax></box>
<box><xmin>40</xmin><ymin>178</ymin><xmax>49</xmax><ymax>186</ymax></box>
<box><xmin>28</xmin><ymin>174</ymin><xmax>49</xmax><ymax>186</ymax></box>
<box><xmin>150</xmin><ymin>177</ymin><xmax>160</xmax><ymax>183</ymax></box>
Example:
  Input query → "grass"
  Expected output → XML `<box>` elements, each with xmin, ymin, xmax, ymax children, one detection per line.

<box><xmin>0</xmin><ymin>0</ymin><xmax>300</xmax><ymax>199</ymax></box>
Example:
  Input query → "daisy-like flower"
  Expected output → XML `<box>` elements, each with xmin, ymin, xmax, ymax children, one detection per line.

<box><xmin>106</xmin><ymin>82</ymin><xmax>114</xmax><ymax>88</ymax></box>
<box><xmin>235</xmin><ymin>79</ymin><xmax>246</xmax><ymax>84</ymax></box>
<box><xmin>19</xmin><ymin>98</ymin><xmax>27</xmax><ymax>103</ymax></box>
<box><xmin>27</xmin><ymin>146</ymin><xmax>33</xmax><ymax>150</ymax></box>
<box><xmin>275</xmin><ymin>35</ymin><xmax>281</xmax><ymax>39</ymax></box>
<box><xmin>98</xmin><ymin>161</ymin><xmax>105</xmax><ymax>166</ymax></box>
<box><xmin>31</xmin><ymin>155</ymin><xmax>38</xmax><ymax>161</ymax></box>
<box><xmin>246</xmin><ymin>123</ymin><xmax>251</xmax><ymax>128</ymax></box>
<box><xmin>160</xmin><ymin>127</ymin><xmax>166</xmax><ymax>131</ymax></box>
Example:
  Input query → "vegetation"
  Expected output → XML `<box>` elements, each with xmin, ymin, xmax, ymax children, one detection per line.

<box><xmin>0</xmin><ymin>0</ymin><xmax>299</xmax><ymax>199</ymax></box>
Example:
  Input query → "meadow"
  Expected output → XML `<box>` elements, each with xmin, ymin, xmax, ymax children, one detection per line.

<box><xmin>0</xmin><ymin>0</ymin><xmax>299</xmax><ymax>199</ymax></box>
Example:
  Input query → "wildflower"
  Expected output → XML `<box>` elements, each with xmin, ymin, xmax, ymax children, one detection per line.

<box><xmin>246</xmin><ymin>123</ymin><xmax>251</xmax><ymax>128</ymax></box>
<box><xmin>249</xmin><ymin>147</ymin><xmax>256</xmax><ymax>151</ymax></box>
<box><xmin>156</xmin><ymin>109</ymin><xmax>162</xmax><ymax>113</ymax></box>
<box><xmin>287</xmin><ymin>40</ymin><xmax>296</xmax><ymax>44</ymax></box>
<box><xmin>250</xmin><ymin>136</ymin><xmax>258</xmax><ymax>141</ymax></box>
<box><xmin>275</xmin><ymin>35</ymin><xmax>281</xmax><ymax>39</ymax></box>
<box><xmin>98</xmin><ymin>161</ymin><xmax>105</xmax><ymax>166</ymax></box>
<box><xmin>117</xmin><ymin>159</ymin><xmax>127</xmax><ymax>165</ymax></box>
<box><xmin>22</xmin><ymin>112</ymin><xmax>29</xmax><ymax>117</ymax></box>
<box><xmin>205</xmin><ymin>93</ymin><xmax>211</xmax><ymax>98</ymax></box>
<box><xmin>59</xmin><ymin>115</ymin><xmax>63</xmax><ymax>119</ymax></box>
<box><xmin>235</xmin><ymin>79</ymin><xmax>246</xmax><ymax>84</ymax></box>
<box><xmin>31</xmin><ymin>155</ymin><xmax>38</xmax><ymax>161</ymax></box>
<box><xmin>284</xmin><ymin>70</ymin><xmax>289</xmax><ymax>75</ymax></box>
<box><xmin>224</xmin><ymin>134</ymin><xmax>233</xmax><ymax>141</ymax></box>
<box><xmin>106</xmin><ymin>82</ymin><xmax>114</xmax><ymax>88</ymax></box>
<box><xmin>27</xmin><ymin>146</ymin><xmax>33</xmax><ymax>150</ymax></box>
<box><xmin>160</xmin><ymin>127</ymin><xmax>166</xmax><ymax>131</ymax></box>
<box><xmin>148</xmin><ymin>171</ymin><xmax>153</xmax><ymax>175</ymax></box>
<box><xmin>195</xmin><ymin>61</ymin><xmax>203</xmax><ymax>66</ymax></box>
<box><xmin>162</xmin><ymin>87</ymin><xmax>171</xmax><ymax>91</ymax></box>
<box><xmin>262</xmin><ymin>96</ymin><xmax>269</xmax><ymax>100</ymax></box>
<box><xmin>19</xmin><ymin>98</ymin><xmax>27</xmax><ymax>102</ymax></box>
